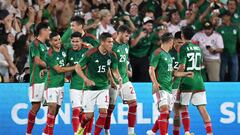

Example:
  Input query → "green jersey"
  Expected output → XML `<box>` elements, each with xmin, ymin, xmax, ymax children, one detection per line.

<box><xmin>150</xmin><ymin>48</ymin><xmax>173</xmax><ymax>93</ymax></box>
<box><xmin>61</xmin><ymin>27</ymin><xmax>99</xmax><ymax>48</ymax></box>
<box><xmin>217</xmin><ymin>24</ymin><xmax>240</xmax><ymax>55</ymax></box>
<box><xmin>169</xmin><ymin>48</ymin><xmax>181</xmax><ymax>89</ymax></box>
<box><xmin>130</xmin><ymin>29</ymin><xmax>156</xmax><ymax>58</ymax></box>
<box><xmin>179</xmin><ymin>42</ymin><xmax>205</xmax><ymax>91</ymax></box>
<box><xmin>78</xmin><ymin>48</ymin><xmax>118</xmax><ymax>90</ymax></box>
<box><xmin>29</xmin><ymin>39</ymin><xmax>48</xmax><ymax>85</ymax></box>
<box><xmin>67</xmin><ymin>46</ymin><xmax>89</xmax><ymax>90</ymax></box>
<box><xmin>112</xmin><ymin>42</ymin><xmax>129</xmax><ymax>84</ymax></box>
<box><xmin>45</xmin><ymin>48</ymin><xmax>68</xmax><ymax>88</ymax></box>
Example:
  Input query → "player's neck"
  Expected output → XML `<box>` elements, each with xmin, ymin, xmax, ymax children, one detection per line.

<box><xmin>37</xmin><ymin>36</ymin><xmax>46</xmax><ymax>43</ymax></box>
<box><xmin>161</xmin><ymin>45</ymin><xmax>170</xmax><ymax>52</ymax></box>
<box><xmin>115</xmin><ymin>37</ymin><xmax>122</xmax><ymax>44</ymax></box>
<box><xmin>184</xmin><ymin>39</ymin><xmax>191</xmax><ymax>44</ymax></box>
<box><xmin>98</xmin><ymin>45</ymin><xmax>108</xmax><ymax>55</ymax></box>
<box><xmin>78</xmin><ymin>29</ymin><xmax>85</xmax><ymax>36</ymax></box>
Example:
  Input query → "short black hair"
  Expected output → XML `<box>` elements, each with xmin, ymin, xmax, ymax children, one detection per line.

<box><xmin>168</xmin><ymin>9</ymin><xmax>178</xmax><ymax>21</ymax></box>
<box><xmin>71</xmin><ymin>32</ymin><xmax>82</xmax><ymax>39</ymax></box>
<box><xmin>174</xmin><ymin>31</ymin><xmax>182</xmax><ymax>39</ymax></box>
<box><xmin>0</xmin><ymin>9</ymin><xmax>9</xmax><ymax>20</ymax></box>
<box><xmin>99</xmin><ymin>32</ymin><xmax>112</xmax><ymax>42</ymax></box>
<box><xmin>71</xmin><ymin>16</ymin><xmax>85</xmax><ymax>25</ymax></box>
<box><xmin>35</xmin><ymin>22</ymin><xmax>49</xmax><ymax>36</ymax></box>
<box><xmin>181</xmin><ymin>26</ymin><xmax>195</xmax><ymax>40</ymax></box>
<box><xmin>161</xmin><ymin>32</ymin><xmax>173</xmax><ymax>43</ymax></box>
<box><xmin>227</xmin><ymin>0</ymin><xmax>237</xmax><ymax>4</ymax></box>
<box><xmin>50</xmin><ymin>31</ymin><xmax>59</xmax><ymax>39</ymax></box>
<box><xmin>117</xmin><ymin>25</ymin><xmax>131</xmax><ymax>33</ymax></box>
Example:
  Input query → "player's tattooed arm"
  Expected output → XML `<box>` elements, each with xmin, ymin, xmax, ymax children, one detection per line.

<box><xmin>111</xmin><ymin>68</ymin><xmax>122</xmax><ymax>89</ymax></box>
<box><xmin>149</xmin><ymin>66</ymin><xmax>160</xmax><ymax>94</ymax></box>
<box><xmin>75</xmin><ymin>64</ymin><xmax>95</xmax><ymax>86</ymax></box>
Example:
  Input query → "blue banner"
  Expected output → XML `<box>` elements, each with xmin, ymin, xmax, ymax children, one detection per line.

<box><xmin>0</xmin><ymin>83</ymin><xmax>240</xmax><ymax>135</ymax></box>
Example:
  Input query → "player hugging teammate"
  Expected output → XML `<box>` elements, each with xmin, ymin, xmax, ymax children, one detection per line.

<box><xmin>148</xmin><ymin>27</ymin><xmax>213</xmax><ymax>135</ymax></box>
<box><xmin>25</xmin><ymin>18</ymin><xmax>212</xmax><ymax>135</ymax></box>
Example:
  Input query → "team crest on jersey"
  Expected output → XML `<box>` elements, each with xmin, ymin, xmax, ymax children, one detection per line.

<box><xmin>70</xmin><ymin>57</ymin><xmax>73</xmax><ymax>61</ymax></box>
<box><xmin>82</xmin><ymin>54</ymin><xmax>84</xmax><ymax>57</ymax></box>
<box><xmin>125</xmin><ymin>48</ymin><xmax>128</xmax><ymax>54</ymax></box>
<box><xmin>168</xmin><ymin>64</ymin><xmax>173</xmax><ymax>71</ymax></box>
<box><xmin>233</xmin><ymin>29</ymin><xmax>237</xmax><ymax>35</ymax></box>
<box><xmin>107</xmin><ymin>59</ymin><xmax>111</xmax><ymax>66</ymax></box>
<box><xmin>95</xmin><ymin>59</ymin><xmax>99</xmax><ymax>63</ymax></box>
<box><xmin>234</xmin><ymin>13</ymin><xmax>239</xmax><ymax>19</ymax></box>
<box><xmin>117</xmin><ymin>49</ymin><xmax>120</xmax><ymax>52</ymax></box>
<box><xmin>62</xmin><ymin>52</ymin><xmax>66</xmax><ymax>57</ymax></box>
<box><xmin>221</xmin><ymin>30</ymin><xmax>225</xmax><ymax>34</ymax></box>
<box><xmin>56</xmin><ymin>57</ymin><xmax>59</xmax><ymax>60</ymax></box>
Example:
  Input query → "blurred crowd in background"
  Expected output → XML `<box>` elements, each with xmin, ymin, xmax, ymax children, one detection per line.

<box><xmin>0</xmin><ymin>0</ymin><xmax>239</xmax><ymax>83</ymax></box>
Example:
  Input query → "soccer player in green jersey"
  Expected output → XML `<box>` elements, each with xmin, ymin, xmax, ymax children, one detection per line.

<box><xmin>61</xmin><ymin>16</ymin><xmax>99</xmax><ymax>48</ymax></box>
<box><xmin>179</xmin><ymin>26</ymin><xmax>213</xmax><ymax>135</ymax></box>
<box><xmin>26</xmin><ymin>22</ymin><xmax>50</xmax><ymax>135</ymax></box>
<box><xmin>42</xmin><ymin>32</ymin><xmax>76</xmax><ymax>135</ymax></box>
<box><xmin>148</xmin><ymin>33</ymin><xmax>193</xmax><ymax>135</ymax></box>
<box><xmin>104</xmin><ymin>25</ymin><xmax>137</xmax><ymax>135</ymax></box>
<box><xmin>66</xmin><ymin>32</ymin><xmax>92</xmax><ymax>134</ymax></box>
<box><xmin>170</xmin><ymin>31</ymin><xmax>185</xmax><ymax>135</ymax></box>
<box><xmin>75</xmin><ymin>33</ymin><xmax>122</xmax><ymax>135</ymax></box>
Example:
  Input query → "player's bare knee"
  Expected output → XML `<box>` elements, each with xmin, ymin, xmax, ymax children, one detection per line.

<box><xmin>48</xmin><ymin>103</ymin><xmax>57</xmax><ymax>115</ymax></box>
<box><xmin>108</xmin><ymin>104</ymin><xmax>115</xmax><ymax>109</ymax></box>
<box><xmin>160</xmin><ymin>105</ymin><xmax>169</xmax><ymax>112</ymax></box>
<box><xmin>180</xmin><ymin>105</ymin><xmax>188</xmax><ymax>112</ymax></box>
<box><xmin>31</xmin><ymin>102</ymin><xmax>41</xmax><ymax>113</ymax></box>
<box><xmin>85</xmin><ymin>113</ymin><xmax>94</xmax><ymax>120</ymax></box>
<box><xmin>99</xmin><ymin>108</ymin><xmax>108</xmax><ymax>114</ymax></box>
<box><xmin>127</xmin><ymin>99</ymin><xmax>137</xmax><ymax>105</ymax></box>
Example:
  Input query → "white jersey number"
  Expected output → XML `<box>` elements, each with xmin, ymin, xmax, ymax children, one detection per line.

<box><xmin>186</xmin><ymin>52</ymin><xmax>201</xmax><ymax>71</ymax></box>
<box><xmin>97</xmin><ymin>65</ymin><xmax>106</xmax><ymax>73</ymax></box>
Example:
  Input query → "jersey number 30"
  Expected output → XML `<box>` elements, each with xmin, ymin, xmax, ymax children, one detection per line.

<box><xmin>187</xmin><ymin>52</ymin><xmax>201</xmax><ymax>71</ymax></box>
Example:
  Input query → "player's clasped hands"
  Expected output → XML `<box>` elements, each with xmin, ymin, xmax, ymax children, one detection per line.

<box><xmin>84</xmin><ymin>78</ymin><xmax>95</xmax><ymax>86</ymax></box>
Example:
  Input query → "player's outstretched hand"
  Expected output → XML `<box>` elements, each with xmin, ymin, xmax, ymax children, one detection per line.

<box><xmin>152</xmin><ymin>82</ymin><xmax>160</xmax><ymax>94</ymax></box>
<box><xmin>84</xmin><ymin>79</ymin><xmax>95</xmax><ymax>87</ymax></box>
<box><xmin>186</xmin><ymin>72</ymin><xmax>194</xmax><ymax>78</ymax></box>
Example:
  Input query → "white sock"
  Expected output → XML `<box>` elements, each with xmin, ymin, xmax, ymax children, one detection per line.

<box><xmin>128</xmin><ymin>127</ymin><xmax>134</xmax><ymax>134</ymax></box>
<box><xmin>105</xmin><ymin>129</ymin><xmax>110</xmax><ymax>135</ymax></box>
